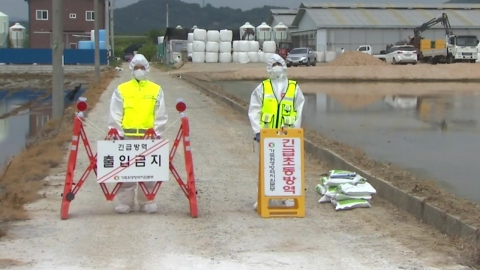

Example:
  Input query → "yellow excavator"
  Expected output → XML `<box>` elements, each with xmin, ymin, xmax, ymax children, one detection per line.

<box><xmin>410</xmin><ymin>13</ymin><xmax>479</xmax><ymax>64</ymax></box>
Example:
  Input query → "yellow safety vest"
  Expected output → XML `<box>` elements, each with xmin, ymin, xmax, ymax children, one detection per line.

<box><xmin>118</xmin><ymin>79</ymin><xmax>161</xmax><ymax>137</ymax></box>
<box><xmin>260</xmin><ymin>79</ymin><xmax>297</xmax><ymax>129</ymax></box>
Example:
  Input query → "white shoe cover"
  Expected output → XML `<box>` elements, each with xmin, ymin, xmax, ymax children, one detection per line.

<box><xmin>253</xmin><ymin>201</ymin><xmax>258</xmax><ymax>211</ymax></box>
<box><xmin>114</xmin><ymin>204</ymin><xmax>132</xmax><ymax>214</ymax></box>
<box><xmin>283</xmin><ymin>199</ymin><xmax>295</xmax><ymax>207</ymax></box>
<box><xmin>140</xmin><ymin>202</ymin><xmax>157</xmax><ymax>214</ymax></box>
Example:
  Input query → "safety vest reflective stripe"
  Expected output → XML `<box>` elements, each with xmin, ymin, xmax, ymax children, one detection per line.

<box><xmin>260</xmin><ymin>79</ymin><xmax>297</xmax><ymax>129</ymax></box>
<box><xmin>123</xmin><ymin>128</ymin><xmax>149</xmax><ymax>134</ymax></box>
<box><xmin>118</xmin><ymin>79</ymin><xmax>161</xmax><ymax>137</ymax></box>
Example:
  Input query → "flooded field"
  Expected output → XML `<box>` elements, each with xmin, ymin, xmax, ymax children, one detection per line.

<box><xmin>213</xmin><ymin>80</ymin><xmax>480</xmax><ymax>204</ymax></box>
<box><xmin>0</xmin><ymin>86</ymin><xmax>86</xmax><ymax>168</ymax></box>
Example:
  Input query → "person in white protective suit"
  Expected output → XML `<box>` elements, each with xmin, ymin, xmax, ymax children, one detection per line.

<box><xmin>248</xmin><ymin>53</ymin><xmax>305</xmax><ymax>211</ymax></box>
<box><xmin>107</xmin><ymin>54</ymin><xmax>168</xmax><ymax>214</ymax></box>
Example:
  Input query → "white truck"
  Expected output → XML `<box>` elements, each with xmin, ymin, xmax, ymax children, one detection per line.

<box><xmin>356</xmin><ymin>45</ymin><xmax>386</xmax><ymax>61</ymax></box>
<box><xmin>420</xmin><ymin>35</ymin><xmax>479</xmax><ymax>64</ymax></box>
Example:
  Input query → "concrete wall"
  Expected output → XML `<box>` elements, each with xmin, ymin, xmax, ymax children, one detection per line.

<box><xmin>0</xmin><ymin>48</ymin><xmax>108</xmax><ymax>64</ymax></box>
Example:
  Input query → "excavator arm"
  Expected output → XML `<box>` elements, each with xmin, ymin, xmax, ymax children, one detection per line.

<box><xmin>411</xmin><ymin>13</ymin><xmax>452</xmax><ymax>48</ymax></box>
<box><xmin>242</xmin><ymin>28</ymin><xmax>255</xmax><ymax>40</ymax></box>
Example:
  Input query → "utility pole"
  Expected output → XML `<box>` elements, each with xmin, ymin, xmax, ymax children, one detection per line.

<box><xmin>111</xmin><ymin>0</ymin><xmax>115</xmax><ymax>58</ymax></box>
<box><xmin>166</xmin><ymin>0</ymin><xmax>169</xmax><ymax>28</ymax></box>
<box><xmin>94</xmin><ymin>0</ymin><xmax>100</xmax><ymax>79</ymax></box>
<box><xmin>52</xmin><ymin>0</ymin><xmax>64</xmax><ymax>119</ymax></box>
<box><xmin>105</xmin><ymin>0</ymin><xmax>110</xmax><ymax>64</ymax></box>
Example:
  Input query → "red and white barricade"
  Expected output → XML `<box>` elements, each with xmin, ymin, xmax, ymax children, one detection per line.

<box><xmin>60</xmin><ymin>98</ymin><xmax>198</xmax><ymax>219</ymax></box>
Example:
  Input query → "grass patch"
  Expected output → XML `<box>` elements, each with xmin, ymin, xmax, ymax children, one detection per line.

<box><xmin>0</xmin><ymin>68</ymin><xmax>117</xmax><ymax>237</ymax></box>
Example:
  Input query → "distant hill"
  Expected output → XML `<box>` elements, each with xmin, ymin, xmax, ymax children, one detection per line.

<box><xmin>444</xmin><ymin>0</ymin><xmax>480</xmax><ymax>3</ymax></box>
<box><xmin>114</xmin><ymin>0</ymin><xmax>286</xmax><ymax>35</ymax></box>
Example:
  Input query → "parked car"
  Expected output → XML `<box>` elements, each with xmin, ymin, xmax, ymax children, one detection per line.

<box><xmin>384</xmin><ymin>45</ymin><xmax>417</xmax><ymax>65</ymax></box>
<box><xmin>123</xmin><ymin>43</ymin><xmax>145</xmax><ymax>61</ymax></box>
<box><xmin>356</xmin><ymin>44</ymin><xmax>386</xmax><ymax>61</ymax></box>
<box><xmin>285</xmin><ymin>47</ymin><xmax>317</xmax><ymax>67</ymax></box>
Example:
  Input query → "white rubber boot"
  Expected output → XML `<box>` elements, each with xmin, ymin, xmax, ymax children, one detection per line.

<box><xmin>114</xmin><ymin>204</ymin><xmax>132</xmax><ymax>214</ymax></box>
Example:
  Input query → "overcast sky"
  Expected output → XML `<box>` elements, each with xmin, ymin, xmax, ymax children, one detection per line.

<box><xmin>0</xmin><ymin>0</ymin><xmax>446</xmax><ymax>20</ymax></box>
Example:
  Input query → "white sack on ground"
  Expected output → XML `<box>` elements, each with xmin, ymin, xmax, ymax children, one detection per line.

<box><xmin>331</xmin><ymin>198</ymin><xmax>371</xmax><ymax>211</ymax></box>
<box><xmin>337</xmin><ymin>182</ymin><xmax>376</xmax><ymax>196</ymax></box>
<box><xmin>328</xmin><ymin>170</ymin><xmax>357</xmax><ymax>179</ymax></box>
<box><xmin>324</xmin><ymin>175</ymin><xmax>366</xmax><ymax>187</ymax></box>
<box><xmin>332</xmin><ymin>193</ymin><xmax>372</xmax><ymax>201</ymax></box>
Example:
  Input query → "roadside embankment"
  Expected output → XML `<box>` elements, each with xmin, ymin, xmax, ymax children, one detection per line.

<box><xmin>0</xmin><ymin>68</ymin><xmax>118</xmax><ymax>236</ymax></box>
<box><xmin>172</xmin><ymin>51</ymin><xmax>480</xmax><ymax>82</ymax></box>
<box><xmin>183</xmin><ymin>63</ymin><xmax>480</xmax><ymax>82</ymax></box>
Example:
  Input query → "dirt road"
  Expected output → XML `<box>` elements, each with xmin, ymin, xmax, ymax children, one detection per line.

<box><xmin>0</xmin><ymin>64</ymin><xmax>471</xmax><ymax>269</ymax></box>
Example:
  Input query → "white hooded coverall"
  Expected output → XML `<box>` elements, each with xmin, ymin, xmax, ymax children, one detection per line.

<box><xmin>248</xmin><ymin>53</ymin><xmax>305</xmax><ymax>209</ymax></box>
<box><xmin>107</xmin><ymin>54</ymin><xmax>168</xmax><ymax>214</ymax></box>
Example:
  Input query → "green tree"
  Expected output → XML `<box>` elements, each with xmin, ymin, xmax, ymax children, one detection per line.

<box><xmin>146</xmin><ymin>29</ymin><xmax>163</xmax><ymax>44</ymax></box>
<box><xmin>138</xmin><ymin>41</ymin><xmax>157</xmax><ymax>61</ymax></box>
<box><xmin>113</xmin><ymin>0</ymin><xmax>287</xmax><ymax>35</ymax></box>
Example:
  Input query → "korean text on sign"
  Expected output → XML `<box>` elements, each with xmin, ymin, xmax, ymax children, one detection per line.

<box><xmin>282</xmin><ymin>139</ymin><xmax>296</xmax><ymax>194</ymax></box>
<box><xmin>96</xmin><ymin>139</ymin><xmax>170</xmax><ymax>183</ymax></box>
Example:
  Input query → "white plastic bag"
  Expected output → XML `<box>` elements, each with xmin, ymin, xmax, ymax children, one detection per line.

<box><xmin>328</xmin><ymin>170</ymin><xmax>357</xmax><ymax>179</ymax></box>
<box><xmin>332</xmin><ymin>193</ymin><xmax>372</xmax><ymax>201</ymax></box>
<box><xmin>317</xmin><ymin>185</ymin><xmax>337</xmax><ymax>203</ymax></box>
<box><xmin>324</xmin><ymin>174</ymin><xmax>366</xmax><ymax>187</ymax></box>
<box><xmin>331</xmin><ymin>198</ymin><xmax>371</xmax><ymax>211</ymax></box>
<box><xmin>319</xmin><ymin>194</ymin><xmax>332</xmax><ymax>204</ymax></box>
<box><xmin>337</xmin><ymin>182</ymin><xmax>376</xmax><ymax>196</ymax></box>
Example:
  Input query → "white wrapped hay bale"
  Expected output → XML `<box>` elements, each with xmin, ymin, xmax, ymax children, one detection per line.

<box><xmin>232</xmin><ymin>52</ymin><xmax>239</xmax><ymax>63</ymax></box>
<box><xmin>206</xmin><ymin>41</ymin><xmax>219</xmax><ymax>52</ymax></box>
<box><xmin>187</xmin><ymin>33</ymin><xmax>194</xmax><ymax>43</ymax></box>
<box><xmin>262</xmin><ymin>41</ymin><xmax>276</xmax><ymax>53</ymax></box>
<box><xmin>247</xmin><ymin>52</ymin><xmax>258</xmax><ymax>63</ymax></box>
<box><xmin>187</xmin><ymin>43</ymin><xmax>193</xmax><ymax>54</ymax></box>
<box><xmin>237</xmin><ymin>41</ymin><xmax>250</xmax><ymax>52</ymax></box>
<box><xmin>219</xmin><ymin>52</ymin><xmax>232</xmax><ymax>63</ymax></box>
<box><xmin>205</xmin><ymin>52</ymin><xmax>219</xmax><ymax>63</ymax></box>
<box><xmin>248</xmin><ymin>41</ymin><xmax>260</xmax><ymax>52</ymax></box>
<box><xmin>219</xmin><ymin>29</ymin><xmax>233</xmax><ymax>42</ymax></box>
<box><xmin>238</xmin><ymin>52</ymin><xmax>249</xmax><ymax>64</ymax></box>
<box><xmin>325</xmin><ymin>51</ymin><xmax>336</xmax><ymax>62</ymax></box>
<box><xmin>263</xmin><ymin>52</ymin><xmax>274</xmax><ymax>63</ymax></box>
<box><xmin>192</xmin><ymin>41</ymin><xmax>206</xmax><ymax>52</ymax></box>
<box><xmin>219</xmin><ymin>42</ymin><xmax>232</xmax><ymax>53</ymax></box>
<box><xmin>192</xmin><ymin>52</ymin><xmax>205</xmax><ymax>63</ymax></box>
<box><xmin>316</xmin><ymin>51</ymin><xmax>325</xmax><ymax>62</ymax></box>
<box><xmin>207</xmin><ymin>30</ymin><xmax>220</xmax><ymax>42</ymax></box>
<box><xmin>233</xmin><ymin>41</ymin><xmax>239</xmax><ymax>52</ymax></box>
<box><xmin>257</xmin><ymin>50</ymin><xmax>264</xmax><ymax>62</ymax></box>
<box><xmin>193</xmin><ymin>29</ymin><xmax>207</xmax><ymax>41</ymax></box>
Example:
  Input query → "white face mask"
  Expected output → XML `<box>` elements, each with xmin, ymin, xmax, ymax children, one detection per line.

<box><xmin>269</xmin><ymin>66</ymin><xmax>285</xmax><ymax>80</ymax></box>
<box><xmin>133</xmin><ymin>69</ymin><xmax>147</xmax><ymax>81</ymax></box>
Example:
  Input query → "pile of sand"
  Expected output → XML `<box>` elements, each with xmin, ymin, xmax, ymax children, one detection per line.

<box><xmin>326</xmin><ymin>51</ymin><xmax>387</xmax><ymax>66</ymax></box>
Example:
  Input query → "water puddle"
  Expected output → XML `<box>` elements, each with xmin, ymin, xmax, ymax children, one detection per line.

<box><xmin>212</xmin><ymin>80</ymin><xmax>480</xmax><ymax>203</ymax></box>
<box><xmin>0</xmin><ymin>86</ymin><xmax>86</xmax><ymax>169</ymax></box>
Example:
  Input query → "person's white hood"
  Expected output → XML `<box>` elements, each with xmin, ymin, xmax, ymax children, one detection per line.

<box><xmin>129</xmin><ymin>54</ymin><xmax>150</xmax><ymax>80</ymax></box>
<box><xmin>129</xmin><ymin>54</ymin><xmax>150</xmax><ymax>72</ymax></box>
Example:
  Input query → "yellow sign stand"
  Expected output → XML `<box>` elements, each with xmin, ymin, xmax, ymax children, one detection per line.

<box><xmin>257</xmin><ymin>128</ymin><xmax>305</xmax><ymax>218</ymax></box>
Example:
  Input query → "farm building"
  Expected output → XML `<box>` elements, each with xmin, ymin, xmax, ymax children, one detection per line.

<box><xmin>265</xmin><ymin>9</ymin><xmax>298</xmax><ymax>29</ymax></box>
<box><xmin>290</xmin><ymin>3</ymin><xmax>480</xmax><ymax>53</ymax></box>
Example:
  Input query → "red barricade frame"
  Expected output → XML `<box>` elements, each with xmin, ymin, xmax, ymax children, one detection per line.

<box><xmin>60</xmin><ymin>98</ymin><xmax>198</xmax><ymax>219</ymax></box>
